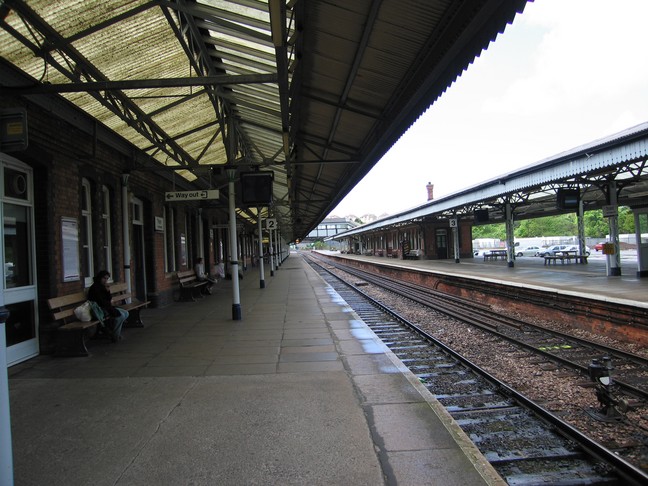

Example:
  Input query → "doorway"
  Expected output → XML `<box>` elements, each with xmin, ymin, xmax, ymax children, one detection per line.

<box><xmin>435</xmin><ymin>229</ymin><xmax>448</xmax><ymax>259</ymax></box>
<box><xmin>2</xmin><ymin>155</ymin><xmax>38</xmax><ymax>365</ymax></box>
<box><xmin>131</xmin><ymin>198</ymin><xmax>147</xmax><ymax>300</ymax></box>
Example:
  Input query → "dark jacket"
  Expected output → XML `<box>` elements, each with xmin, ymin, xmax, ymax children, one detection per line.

<box><xmin>87</xmin><ymin>282</ymin><xmax>119</xmax><ymax>317</ymax></box>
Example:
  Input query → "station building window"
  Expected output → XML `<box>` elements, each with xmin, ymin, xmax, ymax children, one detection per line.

<box><xmin>164</xmin><ymin>205</ymin><xmax>176</xmax><ymax>272</ymax></box>
<box><xmin>101</xmin><ymin>185</ymin><xmax>113</xmax><ymax>276</ymax></box>
<box><xmin>80</xmin><ymin>178</ymin><xmax>94</xmax><ymax>287</ymax></box>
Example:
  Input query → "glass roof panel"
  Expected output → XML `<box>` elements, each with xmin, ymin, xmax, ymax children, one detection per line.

<box><xmin>30</xmin><ymin>0</ymin><xmax>151</xmax><ymax>39</ymax></box>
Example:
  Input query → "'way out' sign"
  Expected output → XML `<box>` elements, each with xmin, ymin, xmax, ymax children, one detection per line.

<box><xmin>165</xmin><ymin>189</ymin><xmax>219</xmax><ymax>202</ymax></box>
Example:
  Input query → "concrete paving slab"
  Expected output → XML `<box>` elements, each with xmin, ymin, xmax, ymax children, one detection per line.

<box><xmin>7</xmin><ymin>255</ymin><xmax>500</xmax><ymax>485</ymax></box>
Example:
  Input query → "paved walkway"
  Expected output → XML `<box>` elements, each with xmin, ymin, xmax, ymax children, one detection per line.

<box><xmin>8</xmin><ymin>255</ymin><xmax>501</xmax><ymax>485</ymax></box>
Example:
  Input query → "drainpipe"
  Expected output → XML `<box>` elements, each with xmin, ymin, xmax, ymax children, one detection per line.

<box><xmin>121</xmin><ymin>174</ymin><xmax>132</xmax><ymax>300</ymax></box>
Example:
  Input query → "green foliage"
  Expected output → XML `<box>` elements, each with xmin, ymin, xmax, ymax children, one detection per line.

<box><xmin>313</xmin><ymin>240</ymin><xmax>326</xmax><ymax>249</ymax></box>
<box><xmin>583</xmin><ymin>210</ymin><xmax>608</xmax><ymax>237</ymax></box>
<box><xmin>516</xmin><ymin>214</ymin><xmax>577</xmax><ymax>237</ymax></box>
<box><xmin>472</xmin><ymin>207</ymin><xmax>635</xmax><ymax>238</ymax></box>
<box><xmin>471</xmin><ymin>223</ymin><xmax>505</xmax><ymax>240</ymax></box>
<box><xmin>618</xmin><ymin>206</ymin><xmax>636</xmax><ymax>234</ymax></box>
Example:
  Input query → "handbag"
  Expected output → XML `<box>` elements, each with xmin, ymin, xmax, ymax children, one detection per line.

<box><xmin>88</xmin><ymin>301</ymin><xmax>105</xmax><ymax>322</ymax></box>
<box><xmin>74</xmin><ymin>301</ymin><xmax>93</xmax><ymax>322</ymax></box>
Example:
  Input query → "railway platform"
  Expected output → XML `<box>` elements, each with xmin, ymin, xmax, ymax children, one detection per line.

<box><xmin>7</xmin><ymin>255</ymin><xmax>502</xmax><ymax>485</ymax></box>
<box><xmin>327</xmin><ymin>250</ymin><xmax>648</xmax><ymax>309</ymax></box>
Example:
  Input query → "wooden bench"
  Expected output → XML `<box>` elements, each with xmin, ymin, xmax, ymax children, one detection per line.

<box><xmin>544</xmin><ymin>254</ymin><xmax>588</xmax><ymax>265</ymax></box>
<box><xmin>47</xmin><ymin>283</ymin><xmax>150</xmax><ymax>357</ymax></box>
<box><xmin>404</xmin><ymin>249</ymin><xmax>422</xmax><ymax>260</ymax></box>
<box><xmin>544</xmin><ymin>255</ymin><xmax>563</xmax><ymax>265</ymax></box>
<box><xmin>176</xmin><ymin>269</ymin><xmax>209</xmax><ymax>301</ymax></box>
<box><xmin>484</xmin><ymin>250</ymin><xmax>507</xmax><ymax>261</ymax></box>
<box><xmin>48</xmin><ymin>292</ymin><xmax>105</xmax><ymax>357</ymax></box>
<box><xmin>109</xmin><ymin>282</ymin><xmax>150</xmax><ymax>328</ymax></box>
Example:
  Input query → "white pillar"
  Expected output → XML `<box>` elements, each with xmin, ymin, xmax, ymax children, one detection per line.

<box><xmin>577</xmin><ymin>196</ymin><xmax>586</xmax><ymax>260</ymax></box>
<box><xmin>269</xmin><ymin>227</ymin><xmax>275</xmax><ymax>277</ymax></box>
<box><xmin>0</xmin><ymin>308</ymin><xmax>14</xmax><ymax>485</ymax></box>
<box><xmin>227</xmin><ymin>170</ymin><xmax>241</xmax><ymax>320</ymax></box>
<box><xmin>505</xmin><ymin>202</ymin><xmax>515</xmax><ymax>267</ymax></box>
<box><xmin>258</xmin><ymin>214</ymin><xmax>265</xmax><ymax>288</ymax></box>
<box><xmin>121</xmin><ymin>174</ymin><xmax>132</xmax><ymax>300</ymax></box>
<box><xmin>607</xmin><ymin>181</ymin><xmax>622</xmax><ymax>276</ymax></box>
<box><xmin>274</xmin><ymin>227</ymin><xmax>280</xmax><ymax>269</ymax></box>
<box><xmin>452</xmin><ymin>218</ymin><xmax>460</xmax><ymax>263</ymax></box>
<box><xmin>634</xmin><ymin>210</ymin><xmax>648</xmax><ymax>278</ymax></box>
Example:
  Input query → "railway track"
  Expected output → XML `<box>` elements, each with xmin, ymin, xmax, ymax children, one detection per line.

<box><xmin>303</xmin><ymin>253</ymin><xmax>648</xmax><ymax>485</ymax></box>
<box><xmin>310</xmin><ymin>253</ymin><xmax>648</xmax><ymax>403</ymax></box>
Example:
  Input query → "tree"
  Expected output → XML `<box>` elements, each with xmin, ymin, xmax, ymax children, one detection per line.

<box><xmin>471</xmin><ymin>207</ymin><xmax>634</xmax><ymax>239</ymax></box>
<box><xmin>472</xmin><ymin>223</ymin><xmax>505</xmax><ymax>240</ymax></box>
<box><xmin>618</xmin><ymin>206</ymin><xmax>636</xmax><ymax>234</ymax></box>
<box><xmin>583</xmin><ymin>210</ymin><xmax>607</xmax><ymax>237</ymax></box>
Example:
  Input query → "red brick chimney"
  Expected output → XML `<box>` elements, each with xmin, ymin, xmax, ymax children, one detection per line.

<box><xmin>426</xmin><ymin>182</ymin><xmax>434</xmax><ymax>201</ymax></box>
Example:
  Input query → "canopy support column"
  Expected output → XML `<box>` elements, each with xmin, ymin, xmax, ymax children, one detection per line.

<box><xmin>606</xmin><ymin>181</ymin><xmax>622</xmax><ymax>276</ymax></box>
<box><xmin>258</xmin><ymin>212</ymin><xmax>265</xmax><ymax>288</ymax></box>
<box><xmin>505</xmin><ymin>202</ymin><xmax>515</xmax><ymax>268</ymax></box>
<box><xmin>227</xmin><ymin>169</ymin><xmax>241</xmax><ymax>320</ymax></box>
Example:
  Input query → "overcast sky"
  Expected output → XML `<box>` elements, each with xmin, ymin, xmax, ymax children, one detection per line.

<box><xmin>328</xmin><ymin>0</ymin><xmax>648</xmax><ymax>218</ymax></box>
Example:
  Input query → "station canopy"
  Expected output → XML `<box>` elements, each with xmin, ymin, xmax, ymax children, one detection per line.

<box><xmin>0</xmin><ymin>0</ymin><xmax>528</xmax><ymax>242</ymax></box>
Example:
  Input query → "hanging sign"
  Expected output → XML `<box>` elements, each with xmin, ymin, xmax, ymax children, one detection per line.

<box><xmin>165</xmin><ymin>189</ymin><xmax>219</xmax><ymax>201</ymax></box>
<box><xmin>0</xmin><ymin>109</ymin><xmax>28</xmax><ymax>151</ymax></box>
<box><xmin>266</xmin><ymin>218</ymin><xmax>277</xmax><ymax>230</ymax></box>
<box><xmin>602</xmin><ymin>205</ymin><xmax>617</xmax><ymax>218</ymax></box>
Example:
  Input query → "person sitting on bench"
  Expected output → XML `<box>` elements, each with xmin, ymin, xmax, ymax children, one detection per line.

<box><xmin>194</xmin><ymin>257</ymin><xmax>217</xmax><ymax>294</ymax></box>
<box><xmin>87</xmin><ymin>270</ymin><xmax>129</xmax><ymax>341</ymax></box>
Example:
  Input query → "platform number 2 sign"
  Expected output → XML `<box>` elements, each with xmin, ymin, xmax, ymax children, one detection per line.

<box><xmin>266</xmin><ymin>218</ymin><xmax>277</xmax><ymax>230</ymax></box>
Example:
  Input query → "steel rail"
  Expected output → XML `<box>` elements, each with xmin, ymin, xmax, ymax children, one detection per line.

<box><xmin>305</xmin><ymin>253</ymin><xmax>648</xmax><ymax>485</ymax></box>
<box><xmin>318</xmin><ymin>255</ymin><xmax>648</xmax><ymax>400</ymax></box>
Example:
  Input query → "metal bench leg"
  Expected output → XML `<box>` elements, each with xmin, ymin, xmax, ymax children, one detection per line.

<box><xmin>179</xmin><ymin>287</ymin><xmax>196</xmax><ymax>302</ymax></box>
<box><xmin>125</xmin><ymin>309</ymin><xmax>144</xmax><ymax>328</ymax></box>
<box><xmin>55</xmin><ymin>329</ymin><xmax>90</xmax><ymax>357</ymax></box>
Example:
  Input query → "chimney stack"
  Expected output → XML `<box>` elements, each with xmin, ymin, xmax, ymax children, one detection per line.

<box><xmin>426</xmin><ymin>182</ymin><xmax>434</xmax><ymax>201</ymax></box>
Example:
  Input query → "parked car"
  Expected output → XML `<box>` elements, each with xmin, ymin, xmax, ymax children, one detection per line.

<box><xmin>594</xmin><ymin>242</ymin><xmax>606</xmax><ymax>252</ymax></box>
<box><xmin>536</xmin><ymin>245</ymin><xmax>568</xmax><ymax>257</ymax></box>
<box><xmin>515</xmin><ymin>246</ymin><xmax>540</xmax><ymax>257</ymax></box>
<box><xmin>565</xmin><ymin>245</ymin><xmax>591</xmax><ymax>256</ymax></box>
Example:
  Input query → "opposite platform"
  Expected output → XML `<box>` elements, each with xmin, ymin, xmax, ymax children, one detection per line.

<box><xmin>8</xmin><ymin>255</ymin><xmax>501</xmax><ymax>485</ymax></box>
<box><xmin>322</xmin><ymin>250</ymin><xmax>648</xmax><ymax>309</ymax></box>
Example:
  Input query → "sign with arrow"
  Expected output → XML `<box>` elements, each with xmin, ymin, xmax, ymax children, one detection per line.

<box><xmin>165</xmin><ymin>189</ymin><xmax>219</xmax><ymax>202</ymax></box>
